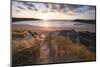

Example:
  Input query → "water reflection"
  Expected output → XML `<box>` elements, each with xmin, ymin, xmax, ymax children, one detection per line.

<box><xmin>13</xmin><ymin>20</ymin><xmax>95</xmax><ymax>32</ymax></box>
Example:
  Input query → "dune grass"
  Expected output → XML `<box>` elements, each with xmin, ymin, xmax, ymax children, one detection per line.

<box><xmin>12</xmin><ymin>30</ymin><xmax>96</xmax><ymax>66</ymax></box>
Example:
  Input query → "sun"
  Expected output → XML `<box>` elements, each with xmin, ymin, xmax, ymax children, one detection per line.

<box><xmin>38</xmin><ymin>12</ymin><xmax>48</xmax><ymax>19</ymax></box>
<box><xmin>44</xmin><ymin>21</ymin><xmax>49</xmax><ymax>27</ymax></box>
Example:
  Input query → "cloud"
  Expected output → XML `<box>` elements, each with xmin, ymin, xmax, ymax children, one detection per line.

<box><xmin>22</xmin><ymin>1</ymin><xmax>34</xmax><ymax>7</ymax></box>
<box><xmin>17</xmin><ymin>6</ymin><xmax>25</xmax><ymax>10</ymax></box>
<box><xmin>12</xmin><ymin>1</ymin><xmax>96</xmax><ymax>20</ymax></box>
<box><xmin>12</xmin><ymin>1</ymin><xmax>37</xmax><ymax>11</ymax></box>
<box><xmin>66</xmin><ymin>11</ymin><xmax>75</xmax><ymax>15</ymax></box>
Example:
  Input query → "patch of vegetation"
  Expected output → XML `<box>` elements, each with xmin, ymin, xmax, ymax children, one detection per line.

<box><xmin>12</xmin><ymin>30</ymin><xmax>96</xmax><ymax>66</ymax></box>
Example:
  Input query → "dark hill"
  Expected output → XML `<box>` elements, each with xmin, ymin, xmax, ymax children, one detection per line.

<box><xmin>73</xmin><ymin>19</ymin><xmax>96</xmax><ymax>24</ymax></box>
<box><xmin>12</xmin><ymin>18</ymin><xmax>42</xmax><ymax>22</ymax></box>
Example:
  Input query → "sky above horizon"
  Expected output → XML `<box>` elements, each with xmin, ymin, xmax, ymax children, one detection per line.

<box><xmin>12</xmin><ymin>1</ymin><xmax>96</xmax><ymax>20</ymax></box>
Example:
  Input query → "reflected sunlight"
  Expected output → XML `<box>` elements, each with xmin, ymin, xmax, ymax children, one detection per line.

<box><xmin>44</xmin><ymin>21</ymin><xmax>49</xmax><ymax>27</ymax></box>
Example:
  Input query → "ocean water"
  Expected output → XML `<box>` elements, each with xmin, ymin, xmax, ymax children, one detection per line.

<box><xmin>12</xmin><ymin>20</ymin><xmax>95</xmax><ymax>32</ymax></box>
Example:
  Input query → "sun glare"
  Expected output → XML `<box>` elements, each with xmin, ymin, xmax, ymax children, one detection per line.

<box><xmin>38</xmin><ymin>13</ymin><xmax>51</xmax><ymax>27</ymax></box>
<box><xmin>44</xmin><ymin>21</ymin><xmax>49</xmax><ymax>27</ymax></box>
<box><xmin>39</xmin><ymin>12</ymin><xmax>50</xmax><ymax>20</ymax></box>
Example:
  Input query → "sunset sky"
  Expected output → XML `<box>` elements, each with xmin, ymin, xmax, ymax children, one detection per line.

<box><xmin>12</xmin><ymin>0</ymin><xmax>96</xmax><ymax>20</ymax></box>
